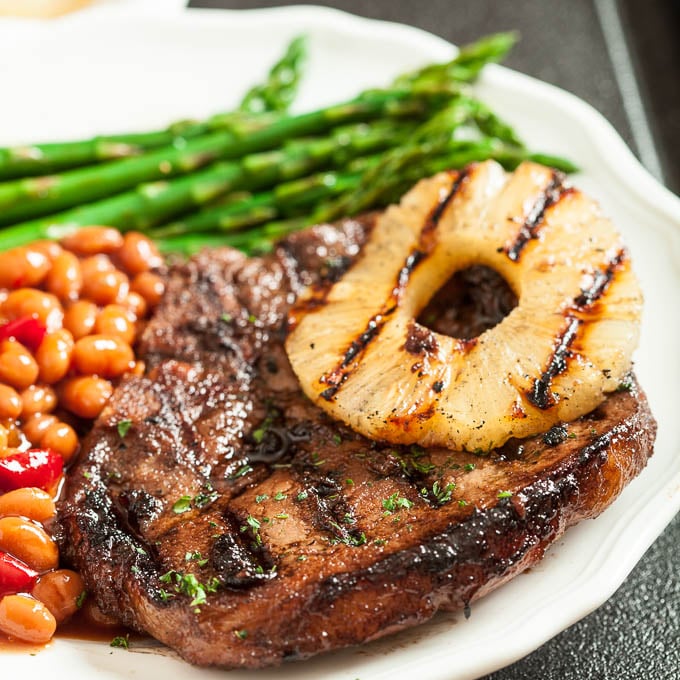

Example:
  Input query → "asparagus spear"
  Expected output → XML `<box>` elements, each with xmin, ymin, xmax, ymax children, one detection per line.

<box><xmin>0</xmin><ymin>86</ymin><xmax>451</xmax><ymax>227</ymax></box>
<box><xmin>153</xmin><ymin>138</ymin><xmax>576</xmax><ymax>256</ymax></box>
<box><xmin>140</xmin><ymin>99</ymin><xmax>480</xmax><ymax>240</ymax></box>
<box><xmin>0</xmin><ymin>33</ymin><xmax>512</xmax><ymax>182</ymax></box>
<box><xmin>394</xmin><ymin>32</ymin><xmax>517</xmax><ymax>88</ymax></box>
<box><xmin>240</xmin><ymin>36</ymin><xmax>308</xmax><ymax>113</ymax></box>
<box><xmin>0</xmin><ymin>121</ymin><xmax>415</xmax><ymax>248</ymax></box>
<box><xmin>0</xmin><ymin>37</ymin><xmax>308</xmax><ymax>181</ymax></box>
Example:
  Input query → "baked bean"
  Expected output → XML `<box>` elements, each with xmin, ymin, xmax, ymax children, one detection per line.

<box><xmin>63</xmin><ymin>300</ymin><xmax>97</xmax><ymax>340</ymax></box>
<box><xmin>60</xmin><ymin>376</ymin><xmax>113</xmax><ymax>419</ymax></box>
<box><xmin>72</xmin><ymin>335</ymin><xmax>134</xmax><ymax>378</ymax></box>
<box><xmin>0</xmin><ymin>341</ymin><xmax>39</xmax><ymax>390</ymax></box>
<box><xmin>0</xmin><ymin>594</ymin><xmax>56</xmax><ymax>644</ymax></box>
<box><xmin>0</xmin><ymin>384</ymin><xmax>22</xmax><ymax>420</ymax></box>
<box><xmin>131</xmin><ymin>271</ymin><xmax>165</xmax><ymax>308</ymax></box>
<box><xmin>0</xmin><ymin>247</ymin><xmax>50</xmax><ymax>290</ymax></box>
<box><xmin>32</xmin><ymin>569</ymin><xmax>85</xmax><ymax>624</ymax></box>
<box><xmin>35</xmin><ymin>329</ymin><xmax>74</xmax><ymax>385</ymax></box>
<box><xmin>45</xmin><ymin>250</ymin><xmax>83</xmax><ymax>302</ymax></box>
<box><xmin>29</xmin><ymin>240</ymin><xmax>62</xmax><ymax>262</ymax></box>
<box><xmin>0</xmin><ymin>424</ymin><xmax>7</xmax><ymax>451</ymax></box>
<box><xmin>79</xmin><ymin>253</ymin><xmax>115</xmax><ymax>279</ymax></box>
<box><xmin>120</xmin><ymin>291</ymin><xmax>147</xmax><ymax>319</ymax></box>
<box><xmin>22</xmin><ymin>414</ymin><xmax>58</xmax><ymax>447</ymax></box>
<box><xmin>40</xmin><ymin>422</ymin><xmax>78</xmax><ymax>464</ymax></box>
<box><xmin>20</xmin><ymin>385</ymin><xmax>57</xmax><ymax>418</ymax></box>
<box><xmin>60</xmin><ymin>226</ymin><xmax>123</xmax><ymax>255</ymax></box>
<box><xmin>1</xmin><ymin>289</ymin><xmax>63</xmax><ymax>331</ymax></box>
<box><xmin>117</xmin><ymin>232</ymin><xmax>163</xmax><ymax>275</ymax></box>
<box><xmin>0</xmin><ymin>488</ymin><xmax>55</xmax><ymax>523</ymax></box>
<box><xmin>81</xmin><ymin>269</ymin><xmax>129</xmax><ymax>306</ymax></box>
<box><xmin>94</xmin><ymin>305</ymin><xmax>136</xmax><ymax>345</ymax></box>
<box><xmin>3</xmin><ymin>422</ymin><xmax>22</xmax><ymax>449</ymax></box>
<box><xmin>0</xmin><ymin>516</ymin><xmax>58</xmax><ymax>571</ymax></box>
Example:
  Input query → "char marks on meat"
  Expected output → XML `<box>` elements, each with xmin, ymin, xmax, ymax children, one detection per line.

<box><xmin>58</xmin><ymin>215</ymin><xmax>656</xmax><ymax>668</ymax></box>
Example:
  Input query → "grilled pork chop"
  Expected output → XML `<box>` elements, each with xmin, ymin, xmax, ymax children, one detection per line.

<box><xmin>58</xmin><ymin>215</ymin><xmax>656</xmax><ymax>668</ymax></box>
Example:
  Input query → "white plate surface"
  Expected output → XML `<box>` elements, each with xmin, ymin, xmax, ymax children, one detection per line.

<box><xmin>1</xmin><ymin>3</ymin><xmax>679</xmax><ymax>679</ymax></box>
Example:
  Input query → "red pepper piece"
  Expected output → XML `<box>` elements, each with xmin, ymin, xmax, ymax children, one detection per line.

<box><xmin>0</xmin><ymin>449</ymin><xmax>63</xmax><ymax>493</ymax></box>
<box><xmin>0</xmin><ymin>316</ymin><xmax>47</xmax><ymax>353</ymax></box>
<box><xmin>0</xmin><ymin>551</ymin><xmax>38</xmax><ymax>597</ymax></box>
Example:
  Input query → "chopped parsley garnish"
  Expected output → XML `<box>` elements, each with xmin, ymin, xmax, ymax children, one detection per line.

<box><xmin>464</xmin><ymin>463</ymin><xmax>476</xmax><ymax>472</ymax></box>
<box><xmin>251</xmin><ymin>406</ymin><xmax>280</xmax><ymax>444</ymax></box>
<box><xmin>332</xmin><ymin>434</ymin><xmax>342</xmax><ymax>445</ymax></box>
<box><xmin>345</xmin><ymin>478</ymin><xmax>354</xmax><ymax>486</ymax></box>
<box><xmin>76</xmin><ymin>590</ymin><xmax>87</xmax><ymax>609</ymax></box>
<box><xmin>172</xmin><ymin>495</ymin><xmax>192</xmax><ymax>514</ymax></box>
<box><xmin>231</xmin><ymin>464</ymin><xmax>253</xmax><ymax>479</ymax></box>
<box><xmin>274</xmin><ymin>513</ymin><xmax>289</xmax><ymax>520</ymax></box>
<box><xmin>296</xmin><ymin>490</ymin><xmax>309</xmax><ymax>501</ymax></box>
<box><xmin>421</xmin><ymin>481</ymin><xmax>455</xmax><ymax>506</ymax></box>
<box><xmin>310</xmin><ymin>452</ymin><xmax>326</xmax><ymax>467</ymax></box>
<box><xmin>241</xmin><ymin>515</ymin><xmax>262</xmax><ymax>545</ymax></box>
<box><xmin>381</xmin><ymin>492</ymin><xmax>414</xmax><ymax>514</ymax></box>
<box><xmin>616</xmin><ymin>379</ymin><xmax>633</xmax><ymax>392</ymax></box>
<box><xmin>159</xmin><ymin>570</ymin><xmax>220</xmax><ymax>609</ymax></box>
<box><xmin>116</xmin><ymin>419</ymin><xmax>132</xmax><ymax>438</ymax></box>
<box><xmin>234</xmin><ymin>629</ymin><xmax>248</xmax><ymax>640</ymax></box>
<box><xmin>273</xmin><ymin>491</ymin><xmax>287</xmax><ymax>501</ymax></box>
<box><xmin>458</xmin><ymin>499</ymin><xmax>469</xmax><ymax>507</ymax></box>
<box><xmin>220</xmin><ymin>312</ymin><xmax>233</xmax><ymax>323</ymax></box>
<box><xmin>173</xmin><ymin>487</ymin><xmax>219</xmax><ymax>514</ymax></box>
<box><xmin>193</xmin><ymin>487</ymin><xmax>218</xmax><ymax>509</ymax></box>
<box><xmin>328</xmin><ymin>523</ymin><xmax>367</xmax><ymax>547</ymax></box>
<box><xmin>497</xmin><ymin>490</ymin><xmax>513</xmax><ymax>499</ymax></box>
<box><xmin>185</xmin><ymin>551</ymin><xmax>208</xmax><ymax>567</ymax></box>
<box><xmin>255</xmin><ymin>494</ymin><xmax>269</xmax><ymax>504</ymax></box>
<box><xmin>110</xmin><ymin>635</ymin><xmax>129</xmax><ymax>649</ymax></box>
<box><xmin>411</xmin><ymin>459</ymin><xmax>436</xmax><ymax>474</ymax></box>
<box><xmin>342</xmin><ymin>532</ymin><xmax>367</xmax><ymax>547</ymax></box>
<box><xmin>433</xmin><ymin>481</ymin><xmax>455</xmax><ymax>505</ymax></box>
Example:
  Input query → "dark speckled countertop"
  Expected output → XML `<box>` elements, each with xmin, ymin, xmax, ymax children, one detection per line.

<box><xmin>189</xmin><ymin>1</ymin><xmax>680</xmax><ymax>677</ymax></box>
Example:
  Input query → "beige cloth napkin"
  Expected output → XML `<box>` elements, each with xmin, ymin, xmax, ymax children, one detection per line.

<box><xmin>0</xmin><ymin>0</ymin><xmax>92</xmax><ymax>17</ymax></box>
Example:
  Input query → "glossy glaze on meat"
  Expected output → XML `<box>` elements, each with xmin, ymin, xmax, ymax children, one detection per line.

<box><xmin>58</xmin><ymin>215</ymin><xmax>656</xmax><ymax>668</ymax></box>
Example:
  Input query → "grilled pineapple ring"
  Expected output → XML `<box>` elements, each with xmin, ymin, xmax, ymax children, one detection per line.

<box><xmin>285</xmin><ymin>160</ymin><xmax>642</xmax><ymax>451</ymax></box>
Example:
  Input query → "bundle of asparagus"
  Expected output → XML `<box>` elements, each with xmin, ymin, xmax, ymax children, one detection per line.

<box><xmin>0</xmin><ymin>33</ymin><xmax>575</xmax><ymax>255</ymax></box>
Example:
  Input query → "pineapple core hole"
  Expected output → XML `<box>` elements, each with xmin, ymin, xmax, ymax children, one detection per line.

<box><xmin>416</xmin><ymin>265</ymin><xmax>517</xmax><ymax>340</ymax></box>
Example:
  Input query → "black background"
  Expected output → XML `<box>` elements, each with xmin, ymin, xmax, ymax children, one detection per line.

<box><xmin>188</xmin><ymin>2</ymin><xmax>680</xmax><ymax>678</ymax></box>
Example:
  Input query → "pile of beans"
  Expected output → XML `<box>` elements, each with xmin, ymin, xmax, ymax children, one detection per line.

<box><xmin>0</xmin><ymin>226</ymin><xmax>164</xmax><ymax>644</ymax></box>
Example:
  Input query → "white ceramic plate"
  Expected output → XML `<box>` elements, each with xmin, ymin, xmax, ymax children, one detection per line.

<box><xmin>1</xmin><ymin>3</ymin><xmax>679</xmax><ymax>679</ymax></box>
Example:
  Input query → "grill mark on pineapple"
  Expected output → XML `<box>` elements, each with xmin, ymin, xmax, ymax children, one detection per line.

<box><xmin>527</xmin><ymin>249</ymin><xmax>628</xmax><ymax>409</ymax></box>
<box><xmin>527</xmin><ymin>315</ymin><xmax>580</xmax><ymax>409</ymax></box>
<box><xmin>421</xmin><ymin>167</ymin><xmax>471</xmax><ymax>251</ymax></box>
<box><xmin>505</xmin><ymin>172</ymin><xmax>569</xmax><ymax>262</ymax></box>
<box><xmin>574</xmin><ymin>250</ymin><xmax>627</xmax><ymax>308</ymax></box>
<box><xmin>318</xmin><ymin>172</ymin><xmax>470</xmax><ymax>401</ymax></box>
